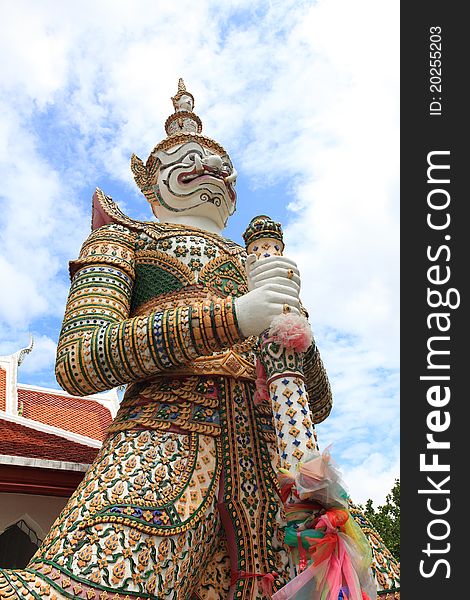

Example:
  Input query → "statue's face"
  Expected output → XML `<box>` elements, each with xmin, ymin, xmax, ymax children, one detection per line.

<box><xmin>152</xmin><ymin>141</ymin><xmax>237</xmax><ymax>229</ymax></box>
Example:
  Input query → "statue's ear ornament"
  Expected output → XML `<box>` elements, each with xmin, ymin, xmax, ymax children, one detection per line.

<box><xmin>130</xmin><ymin>153</ymin><xmax>159</xmax><ymax>205</ymax></box>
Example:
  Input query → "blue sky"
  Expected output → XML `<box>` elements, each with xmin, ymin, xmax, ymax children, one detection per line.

<box><xmin>0</xmin><ymin>0</ymin><xmax>399</xmax><ymax>505</ymax></box>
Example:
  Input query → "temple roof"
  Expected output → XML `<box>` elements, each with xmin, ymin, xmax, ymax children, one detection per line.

<box><xmin>0</xmin><ymin>419</ymin><xmax>99</xmax><ymax>465</ymax></box>
<box><xmin>18</xmin><ymin>387</ymin><xmax>112</xmax><ymax>442</ymax></box>
<box><xmin>0</xmin><ymin>345</ymin><xmax>119</xmax><ymax>469</ymax></box>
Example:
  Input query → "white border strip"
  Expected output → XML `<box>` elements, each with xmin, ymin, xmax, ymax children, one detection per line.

<box><xmin>0</xmin><ymin>454</ymin><xmax>90</xmax><ymax>472</ymax></box>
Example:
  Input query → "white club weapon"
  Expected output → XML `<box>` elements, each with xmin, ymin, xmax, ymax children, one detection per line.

<box><xmin>242</xmin><ymin>215</ymin><xmax>318</xmax><ymax>471</ymax></box>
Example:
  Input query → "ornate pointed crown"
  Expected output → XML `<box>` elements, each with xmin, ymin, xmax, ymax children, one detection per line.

<box><xmin>164</xmin><ymin>78</ymin><xmax>202</xmax><ymax>137</ymax></box>
<box><xmin>131</xmin><ymin>78</ymin><xmax>227</xmax><ymax>203</ymax></box>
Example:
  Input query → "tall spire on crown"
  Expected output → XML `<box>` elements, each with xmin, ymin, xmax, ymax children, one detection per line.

<box><xmin>164</xmin><ymin>78</ymin><xmax>202</xmax><ymax>137</ymax></box>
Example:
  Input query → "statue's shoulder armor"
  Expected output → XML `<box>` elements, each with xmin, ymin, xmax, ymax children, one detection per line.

<box><xmin>92</xmin><ymin>187</ymin><xmax>246</xmax><ymax>257</ymax></box>
<box><xmin>68</xmin><ymin>188</ymin><xmax>246</xmax><ymax>281</ymax></box>
<box><xmin>91</xmin><ymin>187</ymin><xmax>166</xmax><ymax>235</ymax></box>
<box><xmin>68</xmin><ymin>189</ymin><xmax>163</xmax><ymax>280</ymax></box>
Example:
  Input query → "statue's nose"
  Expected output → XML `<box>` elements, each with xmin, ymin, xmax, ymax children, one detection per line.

<box><xmin>203</xmin><ymin>154</ymin><xmax>223</xmax><ymax>169</ymax></box>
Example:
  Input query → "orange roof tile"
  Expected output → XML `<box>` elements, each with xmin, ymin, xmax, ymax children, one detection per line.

<box><xmin>18</xmin><ymin>388</ymin><xmax>112</xmax><ymax>441</ymax></box>
<box><xmin>0</xmin><ymin>418</ymin><xmax>99</xmax><ymax>464</ymax></box>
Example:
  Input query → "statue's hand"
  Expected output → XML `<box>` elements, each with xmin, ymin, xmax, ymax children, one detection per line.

<box><xmin>234</xmin><ymin>254</ymin><xmax>301</xmax><ymax>337</ymax></box>
<box><xmin>246</xmin><ymin>254</ymin><xmax>301</xmax><ymax>293</ymax></box>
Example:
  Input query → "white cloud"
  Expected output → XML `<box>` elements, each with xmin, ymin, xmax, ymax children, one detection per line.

<box><xmin>0</xmin><ymin>98</ymin><xmax>88</xmax><ymax>332</ymax></box>
<box><xmin>0</xmin><ymin>4</ymin><xmax>69</xmax><ymax>107</ymax></box>
<box><xmin>344</xmin><ymin>453</ymin><xmax>400</xmax><ymax>507</ymax></box>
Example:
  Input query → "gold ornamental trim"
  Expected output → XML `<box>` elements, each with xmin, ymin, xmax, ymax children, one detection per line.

<box><xmin>142</xmin><ymin>221</ymin><xmax>245</xmax><ymax>256</ymax></box>
<box><xmin>151</xmin><ymin>131</ymin><xmax>226</xmax><ymax>156</ymax></box>
<box><xmin>165</xmin><ymin>350</ymin><xmax>256</xmax><ymax>381</ymax></box>
<box><xmin>130</xmin><ymin>286</ymin><xmax>209</xmax><ymax>317</ymax></box>
<box><xmin>0</xmin><ymin>574</ymin><xmax>18</xmax><ymax>599</ymax></box>
<box><xmin>164</xmin><ymin>110</ymin><xmax>203</xmax><ymax>134</ymax></box>
<box><xmin>134</xmin><ymin>250</ymin><xmax>197</xmax><ymax>286</ymax></box>
<box><xmin>198</xmin><ymin>254</ymin><xmax>248</xmax><ymax>295</ymax></box>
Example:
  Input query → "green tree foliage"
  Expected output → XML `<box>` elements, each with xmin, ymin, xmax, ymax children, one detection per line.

<box><xmin>362</xmin><ymin>479</ymin><xmax>400</xmax><ymax>560</ymax></box>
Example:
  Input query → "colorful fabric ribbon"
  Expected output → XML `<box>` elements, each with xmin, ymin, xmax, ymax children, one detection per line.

<box><xmin>272</xmin><ymin>449</ymin><xmax>376</xmax><ymax>600</ymax></box>
<box><xmin>273</xmin><ymin>509</ymin><xmax>376</xmax><ymax>600</ymax></box>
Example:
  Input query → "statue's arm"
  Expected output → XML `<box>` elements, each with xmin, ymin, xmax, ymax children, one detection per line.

<box><xmin>55</xmin><ymin>223</ymin><xmax>244</xmax><ymax>396</ymax></box>
<box><xmin>304</xmin><ymin>342</ymin><xmax>333</xmax><ymax>423</ymax></box>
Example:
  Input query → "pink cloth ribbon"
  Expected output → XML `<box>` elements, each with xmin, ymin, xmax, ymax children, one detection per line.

<box><xmin>231</xmin><ymin>570</ymin><xmax>279</xmax><ymax>597</ymax></box>
<box><xmin>268</xmin><ymin>313</ymin><xmax>313</xmax><ymax>353</ymax></box>
<box><xmin>253</xmin><ymin>359</ymin><xmax>270</xmax><ymax>404</ymax></box>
